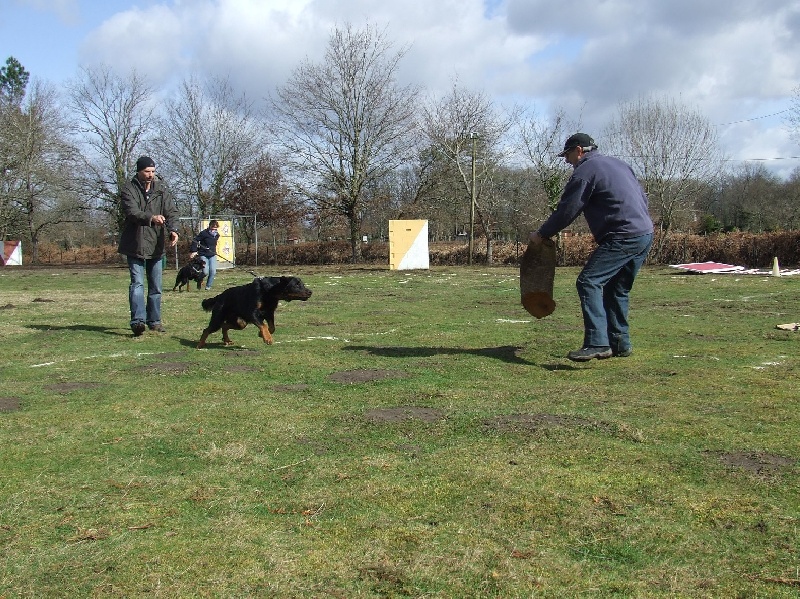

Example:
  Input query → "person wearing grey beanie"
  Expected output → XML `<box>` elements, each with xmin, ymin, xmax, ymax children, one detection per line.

<box><xmin>118</xmin><ymin>156</ymin><xmax>180</xmax><ymax>336</ymax></box>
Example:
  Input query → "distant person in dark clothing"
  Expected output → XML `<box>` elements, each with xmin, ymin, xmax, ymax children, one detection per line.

<box><xmin>529</xmin><ymin>133</ymin><xmax>653</xmax><ymax>362</ymax></box>
<box><xmin>189</xmin><ymin>220</ymin><xmax>219</xmax><ymax>290</ymax></box>
<box><xmin>118</xmin><ymin>156</ymin><xmax>180</xmax><ymax>336</ymax></box>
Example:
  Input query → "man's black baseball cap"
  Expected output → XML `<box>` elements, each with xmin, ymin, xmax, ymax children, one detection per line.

<box><xmin>558</xmin><ymin>133</ymin><xmax>596</xmax><ymax>157</ymax></box>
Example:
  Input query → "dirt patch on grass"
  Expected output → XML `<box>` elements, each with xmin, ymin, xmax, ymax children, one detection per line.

<box><xmin>227</xmin><ymin>349</ymin><xmax>259</xmax><ymax>357</ymax></box>
<box><xmin>0</xmin><ymin>397</ymin><xmax>21</xmax><ymax>412</ymax></box>
<box><xmin>138</xmin><ymin>362</ymin><xmax>190</xmax><ymax>374</ymax></box>
<box><xmin>328</xmin><ymin>369</ymin><xmax>406</xmax><ymax>384</ymax></box>
<box><xmin>484</xmin><ymin>413</ymin><xmax>604</xmax><ymax>432</ymax></box>
<box><xmin>44</xmin><ymin>382</ymin><xmax>102</xmax><ymax>393</ymax></box>
<box><xmin>153</xmin><ymin>352</ymin><xmax>187</xmax><ymax>360</ymax></box>
<box><xmin>225</xmin><ymin>349</ymin><xmax>259</xmax><ymax>372</ymax></box>
<box><xmin>296</xmin><ymin>435</ymin><xmax>329</xmax><ymax>455</ymax></box>
<box><xmin>710</xmin><ymin>451</ymin><xmax>795</xmax><ymax>477</ymax></box>
<box><xmin>364</xmin><ymin>406</ymin><xmax>445</xmax><ymax>423</ymax></box>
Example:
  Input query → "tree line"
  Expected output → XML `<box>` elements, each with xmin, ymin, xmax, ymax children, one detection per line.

<box><xmin>2</xmin><ymin>23</ymin><xmax>800</xmax><ymax>264</ymax></box>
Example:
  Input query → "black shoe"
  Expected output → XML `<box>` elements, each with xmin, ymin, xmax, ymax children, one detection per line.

<box><xmin>131</xmin><ymin>322</ymin><xmax>146</xmax><ymax>337</ymax></box>
<box><xmin>613</xmin><ymin>348</ymin><xmax>632</xmax><ymax>357</ymax></box>
<box><xmin>149</xmin><ymin>323</ymin><xmax>167</xmax><ymax>333</ymax></box>
<box><xmin>567</xmin><ymin>346</ymin><xmax>612</xmax><ymax>362</ymax></box>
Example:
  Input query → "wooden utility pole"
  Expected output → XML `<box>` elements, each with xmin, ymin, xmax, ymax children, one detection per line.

<box><xmin>468</xmin><ymin>132</ymin><xmax>477</xmax><ymax>266</ymax></box>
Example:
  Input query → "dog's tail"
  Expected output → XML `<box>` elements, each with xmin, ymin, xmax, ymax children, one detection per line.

<box><xmin>201</xmin><ymin>295</ymin><xmax>220</xmax><ymax>311</ymax></box>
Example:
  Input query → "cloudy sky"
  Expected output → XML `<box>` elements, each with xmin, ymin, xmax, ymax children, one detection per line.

<box><xmin>3</xmin><ymin>0</ymin><xmax>800</xmax><ymax>178</ymax></box>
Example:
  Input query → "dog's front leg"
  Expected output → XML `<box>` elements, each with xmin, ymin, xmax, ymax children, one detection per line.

<box><xmin>197</xmin><ymin>329</ymin><xmax>211</xmax><ymax>349</ymax></box>
<box><xmin>252</xmin><ymin>312</ymin><xmax>273</xmax><ymax>344</ymax></box>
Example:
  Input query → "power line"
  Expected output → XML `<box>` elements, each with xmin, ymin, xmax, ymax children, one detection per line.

<box><xmin>723</xmin><ymin>156</ymin><xmax>800</xmax><ymax>162</ymax></box>
<box><xmin>610</xmin><ymin>153</ymin><xmax>800</xmax><ymax>163</ymax></box>
<box><xmin>716</xmin><ymin>109</ymin><xmax>790</xmax><ymax>126</ymax></box>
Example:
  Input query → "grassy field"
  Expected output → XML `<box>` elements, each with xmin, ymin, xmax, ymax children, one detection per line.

<box><xmin>0</xmin><ymin>264</ymin><xmax>798</xmax><ymax>597</ymax></box>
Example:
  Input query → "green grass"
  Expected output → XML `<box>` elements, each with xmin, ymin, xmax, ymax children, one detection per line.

<box><xmin>0</xmin><ymin>264</ymin><xmax>798</xmax><ymax>597</ymax></box>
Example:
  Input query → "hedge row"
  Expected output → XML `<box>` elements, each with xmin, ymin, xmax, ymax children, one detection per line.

<box><xmin>253</xmin><ymin>231</ymin><xmax>800</xmax><ymax>268</ymax></box>
<box><xmin>23</xmin><ymin>231</ymin><xmax>800</xmax><ymax>268</ymax></box>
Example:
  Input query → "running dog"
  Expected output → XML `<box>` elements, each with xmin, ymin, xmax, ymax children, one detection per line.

<box><xmin>197</xmin><ymin>276</ymin><xmax>312</xmax><ymax>349</ymax></box>
<box><xmin>173</xmin><ymin>257</ymin><xmax>206</xmax><ymax>292</ymax></box>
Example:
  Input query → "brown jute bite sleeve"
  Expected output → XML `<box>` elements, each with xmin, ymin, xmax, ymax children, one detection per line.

<box><xmin>519</xmin><ymin>238</ymin><xmax>557</xmax><ymax>319</ymax></box>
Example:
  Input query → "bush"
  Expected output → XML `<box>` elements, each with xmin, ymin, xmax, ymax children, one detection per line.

<box><xmin>13</xmin><ymin>232</ymin><xmax>800</xmax><ymax>268</ymax></box>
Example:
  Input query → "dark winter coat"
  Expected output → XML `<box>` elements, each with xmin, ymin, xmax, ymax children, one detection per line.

<box><xmin>117</xmin><ymin>176</ymin><xmax>180</xmax><ymax>259</ymax></box>
<box><xmin>189</xmin><ymin>228</ymin><xmax>219</xmax><ymax>258</ymax></box>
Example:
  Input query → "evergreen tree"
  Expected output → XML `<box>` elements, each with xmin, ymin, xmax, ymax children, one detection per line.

<box><xmin>0</xmin><ymin>56</ymin><xmax>30</xmax><ymax>106</ymax></box>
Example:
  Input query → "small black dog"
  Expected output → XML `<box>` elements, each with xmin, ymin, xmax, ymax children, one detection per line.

<box><xmin>173</xmin><ymin>257</ymin><xmax>206</xmax><ymax>292</ymax></box>
<box><xmin>197</xmin><ymin>276</ymin><xmax>312</xmax><ymax>348</ymax></box>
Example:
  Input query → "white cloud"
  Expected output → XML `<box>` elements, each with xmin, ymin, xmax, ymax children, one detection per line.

<box><xmin>62</xmin><ymin>0</ymin><xmax>800</xmax><ymax>177</ymax></box>
<box><xmin>79</xmin><ymin>5</ymin><xmax>187</xmax><ymax>82</ymax></box>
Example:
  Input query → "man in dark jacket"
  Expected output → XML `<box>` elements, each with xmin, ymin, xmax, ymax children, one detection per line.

<box><xmin>189</xmin><ymin>220</ymin><xmax>219</xmax><ymax>291</ymax></box>
<box><xmin>529</xmin><ymin>133</ymin><xmax>653</xmax><ymax>362</ymax></box>
<box><xmin>118</xmin><ymin>156</ymin><xmax>180</xmax><ymax>336</ymax></box>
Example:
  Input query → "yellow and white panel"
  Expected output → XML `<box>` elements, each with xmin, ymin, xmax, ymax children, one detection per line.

<box><xmin>389</xmin><ymin>220</ymin><xmax>429</xmax><ymax>270</ymax></box>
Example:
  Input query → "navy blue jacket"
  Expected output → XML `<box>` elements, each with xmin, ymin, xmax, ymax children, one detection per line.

<box><xmin>538</xmin><ymin>151</ymin><xmax>653</xmax><ymax>243</ymax></box>
<box><xmin>190</xmin><ymin>228</ymin><xmax>219</xmax><ymax>257</ymax></box>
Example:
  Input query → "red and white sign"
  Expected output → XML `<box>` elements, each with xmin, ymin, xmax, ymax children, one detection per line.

<box><xmin>670</xmin><ymin>261</ymin><xmax>744</xmax><ymax>274</ymax></box>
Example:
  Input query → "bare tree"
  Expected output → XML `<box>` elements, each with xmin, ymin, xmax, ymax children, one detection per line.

<box><xmin>604</xmin><ymin>95</ymin><xmax>723</xmax><ymax>258</ymax></box>
<box><xmin>394</xmin><ymin>145</ymin><xmax>458</xmax><ymax>237</ymax></box>
<box><xmin>713</xmin><ymin>162</ymin><xmax>785</xmax><ymax>232</ymax></box>
<box><xmin>67</xmin><ymin>65</ymin><xmax>156</xmax><ymax>238</ymax></box>
<box><xmin>515</xmin><ymin>107</ymin><xmax>579</xmax><ymax>216</ymax></box>
<box><xmin>782</xmin><ymin>167</ymin><xmax>800</xmax><ymax>231</ymax></box>
<box><xmin>786</xmin><ymin>85</ymin><xmax>800</xmax><ymax>144</ymax></box>
<box><xmin>224</xmin><ymin>154</ymin><xmax>307</xmax><ymax>254</ymax></box>
<box><xmin>3</xmin><ymin>81</ymin><xmax>84</xmax><ymax>261</ymax></box>
<box><xmin>271</xmin><ymin>22</ymin><xmax>419</xmax><ymax>262</ymax></box>
<box><xmin>418</xmin><ymin>82</ymin><xmax>516</xmax><ymax>261</ymax></box>
<box><xmin>155</xmin><ymin>75</ymin><xmax>268</xmax><ymax>219</ymax></box>
<box><xmin>487</xmin><ymin>165</ymin><xmax>543</xmax><ymax>243</ymax></box>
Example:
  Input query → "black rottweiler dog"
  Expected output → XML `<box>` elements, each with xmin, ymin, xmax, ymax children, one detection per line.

<box><xmin>197</xmin><ymin>276</ymin><xmax>312</xmax><ymax>349</ymax></box>
<box><xmin>173</xmin><ymin>257</ymin><xmax>206</xmax><ymax>292</ymax></box>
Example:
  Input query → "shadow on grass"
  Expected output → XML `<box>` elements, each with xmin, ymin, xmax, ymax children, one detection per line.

<box><xmin>27</xmin><ymin>324</ymin><xmax>212</xmax><ymax>348</ymax></box>
<box><xmin>344</xmin><ymin>344</ymin><xmax>537</xmax><ymax>365</ymax></box>
<box><xmin>174</xmin><ymin>336</ymin><xmax>270</xmax><ymax>352</ymax></box>
<box><xmin>28</xmin><ymin>323</ymin><xmax>131</xmax><ymax>337</ymax></box>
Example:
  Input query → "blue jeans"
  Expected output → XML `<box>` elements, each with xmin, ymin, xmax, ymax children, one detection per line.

<box><xmin>576</xmin><ymin>233</ymin><xmax>653</xmax><ymax>352</ymax></box>
<box><xmin>200</xmin><ymin>255</ymin><xmax>217</xmax><ymax>289</ymax></box>
<box><xmin>127</xmin><ymin>256</ymin><xmax>163</xmax><ymax>328</ymax></box>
